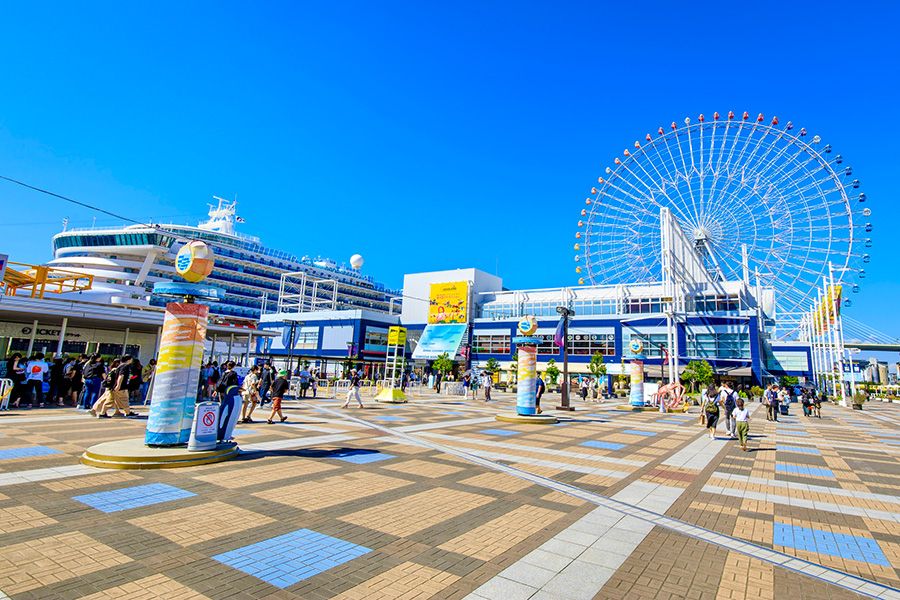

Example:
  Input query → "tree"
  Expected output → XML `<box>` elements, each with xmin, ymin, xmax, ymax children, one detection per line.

<box><xmin>432</xmin><ymin>353</ymin><xmax>455</xmax><ymax>376</ymax></box>
<box><xmin>589</xmin><ymin>353</ymin><xmax>607</xmax><ymax>380</ymax></box>
<box><xmin>484</xmin><ymin>358</ymin><xmax>500</xmax><ymax>374</ymax></box>
<box><xmin>544</xmin><ymin>359</ymin><xmax>560</xmax><ymax>386</ymax></box>
<box><xmin>779</xmin><ymin>375</ymin><xmax>799</xmax><ymax>387</ymax></box>
<box><xmin>680</xmin><ymin>359</ymin><xmax>714</xmax><ymax>392</ymax></box>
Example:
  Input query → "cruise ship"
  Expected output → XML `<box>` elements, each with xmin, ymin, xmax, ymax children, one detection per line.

<box><xmin>49</xmin><ymin>199</ymin><xmax>401</xmax><ymax>320</ymax></box>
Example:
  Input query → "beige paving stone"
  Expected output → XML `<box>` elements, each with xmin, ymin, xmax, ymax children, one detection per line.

<box><xmin>192</xmin><ymin>457</ymin><xmax>338</xmax><ymax>488</ymax></box>
<box><xmin>340</xmin><ymin>487</ymin><xmax>493</xmax><ymax>536</ymax></box>
<box><xmin>439</xmin><ymin>504</ymin><xmax>565</xmax><ymax>560</ymax></box>
<box><xmin>331</xmin><ymin>561</ymin><xmax>460</xmax><ymax>599</ymax></box>
<box><xmin>42</xmin><ymin>471</ymin><xmax>141</xmax><ymax>491</ymax></box>
<box><xmin>78</xmin><ymin>573</ymin><xmax>212</xmax><ymax>599</ymax></box>
<box><xmin>380</xmin><ymin>458</ymin><xmax>464</xmax><ymax>478</ymax></box>
<box><xmin>254</xmin><ymin>471</ymin><xmax>412</xmax><ymax>511</ymax></box>
<box><xmin>541</xmin><ymin>490</ymin><xmax>586</xmax><ymax>506</ymax></box>
<box><xmin>0</xmin><ymin>504</ymin><xmax>57</xmax><ymax>533</ymax></box>
<box><xmin>459</xmin><ymin>471</ymin><xmax>533</xmax><ymax>493</ymax></box>
<box><xmin>0</xmin><ymin>532</ymin><xmax>132</xmax><ymax>594</ymax></box>
<box><xmin>128</xmin><ymin>501</ymin><xmax>274</xmax><ymax>546</ymax></box>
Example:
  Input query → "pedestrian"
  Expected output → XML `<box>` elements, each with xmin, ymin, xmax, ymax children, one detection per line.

<box><xmin>217</xmin><ymin>361</ymin><xmax>239</xmax><ymax>398</ymax></box>
<box><xmin>266</xmin><ymin>369</ymin><xmax>290</xmax><ymax>423</ymax></box>
<box><xmin>90</xmin><ymin>358</ymin><xmax>119</xmax><ymax>416</ymax></box>
<box><xmin>49</xmin><ymin>357</ymin><xmax>66</xmax><ymax>406</ymax></box>
<box><xmin>141</xmin><ymin>359</ymin><xmax>156</xmax><ymax>403</ymax></box>
<box><xmin>777</xmin><ymin>386</ymin><xmax>788</xmax><ymax>420</ymax></box>
<box><xmin>67</xmin><ymin>354</ymin><xmax>88</xmax><ymax>408</ymax></box>
<box><xmin>128</xmin><ymin>358</ymin><xmax>143</xmax><ymax>403</ymax></box>
<box><xmin>482</xmin><ymin>370</ymin><xmax>492</xmax><ymax>402</ymax></box>
<box><xmin>732</xmin><ymin>397</ymin><xmax>751</xmax><ymax>451</ymax></box>
<box><xmin>764</xmin><ymin>384</ymin><xmax>778</xmax><ymax>421</ymax></box>
<box><xmin>342</xmin><ymin>369</ymin><xmax>364</xmax><ymax>409</ymax></box>
<box><xmin>6</xmin><ymin>353</ymin><xmax>26</xmax><ymax>409</ymax></box>
<box><xmin>469</xmin><ymin>371</ymin><xmax>479</xmax><ymax>400</ymax></box>
<box><xmin>535</xmin><ymin>372</ymin><xmax>545</xmax><ymax>414</ymax></box>
<box><xmin>801</xmin><ymin>390</ymin><xmax>813</xmax><ymax>417</ymax></box>
<box><xmin>241</xmin><ymin>365</ymin><xmax>261</xmax><ymax>423</ymax></box>
<box><xmin>258</xmin><ymin>364</ymin><xmax>271</xmax><ymax>406</ymax></box>
<box><xmin>814</xmin><ymin>389</ymin><xmax>825</xmax><ymax>418</ymax></box>
<box><xmin>462</xmin><ymin>371</ymin><xmax>471</xmax><ymax>398</ymax></box>
<box><xmin>297</xmin><ymin>366</ymin><xmax>311</xmax><ymax>398</ymax></box>
<box><xmin>701</xmin><ymin>383</ymin><xmax>721</xmax><ymax>440</ymax></box>
<box><xmin>81</xmin><ymin>354</ymin><xmax>104</xmax><ymax>410</ymax></box>
<box><xmin>310</xmin><ymin>369</ymin><xmax>318</xmax><ymax>398</ymax></box>
<box><xmin>207</xmin><ymin>361</ymin><xmax>220</xmax><ymax>400</ymax></box>
<box><xmin>579</xmin><ymin>377</ymin><xmax>589</xmax><ymax>401</ymax></box>
<box><xmin>721</xmin><ymin>381</ymin><xmax>738</xmax><ymax>439</ymax></box>
<box><xmin>24</xmin><ymin>352</ymin><xmax>50</xmax><ymax>408</ymax></box>
<box><xmin>94</xmin><ymin>356</ymin><xmax>137</xmax><ymax>418</ymax></box>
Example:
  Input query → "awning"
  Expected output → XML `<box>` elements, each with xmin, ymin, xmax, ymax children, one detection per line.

<box><xmin>411</xmin><ymin>323</ymin><xmax>467</xmax><ymax>360</ymax></box>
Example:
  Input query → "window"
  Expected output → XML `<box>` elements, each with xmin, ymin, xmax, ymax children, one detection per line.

<box><xmin>693</xmin><ymin>295</ymin><xmax>741</xmax><ymax>313</ymax></box>
<box><xmin>294</xmin><ymin>327</ymin><xmax>319</xmax><ymax>350</ymax></box>
<box><xmin>571</xmin><ymin>299</ymin><xmax>616</xmax><ymax>316</ymax></box>
<box><xmin>687</xmin><ymin>332</ymin><xmax>750</xmax><ymax>359</ymax></box>
<box><xmin>364</xmin><ymin>327</ymin><xmax>389</xmax><ymax>353</ymax></box>
<box><xmin>624</xmin><ymin>298</ymin><xmax>663</xmax><ymax>314</ymax></box>
<box><xmin>481</xmin><ymin>303</ymin><xmax>517</xmax><ymax>319</ymax></box>
<box><xmin>568</xmin><ymin>333</ymin><xmax>615</xmax><ymax>356</ymax></box>
<box><xmin>534</xmin><ymin>334</ymin><xmax>561</xmax><ymax>356</ymax></box>
<box><xmin>472</xmin><ymin>334</ymin><xmax>511</xmax><ymax>354</ymax></box>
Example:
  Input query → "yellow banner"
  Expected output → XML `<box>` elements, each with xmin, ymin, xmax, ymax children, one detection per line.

<box><xmin>813</xmin><ymin>285</ymin><xmax>842</xmax><ymax>334</ymax></box>
<box><xmin>387</xmin><ymin>326</ymin><xmax>407</xmax><ymax>346</ymax></box>
<box><xmin>428</xmin><ymin>281</ymin><xmax>468</xmax><ymax>324</ymax></box>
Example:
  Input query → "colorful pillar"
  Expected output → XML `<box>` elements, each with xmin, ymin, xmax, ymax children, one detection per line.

<box><xmin>629</xmin><ymin>358</ymin><xmax>645</xmax><ymax>407</ymax></box>
<box><xmin>146</xmin><ymin>302</ymin><xmax>208</xmax><ymax>446</ymax></box>
<box><xmin>516</xmin><ymin>343</ymin><xmax>538</xmax><ymax>415</ymax></box>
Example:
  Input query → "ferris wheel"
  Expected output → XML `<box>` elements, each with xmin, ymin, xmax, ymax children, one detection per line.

<box><xmin>575</xmin><ymin>111</ymin><xmax>871</xmax><ymax>331</ymax></box>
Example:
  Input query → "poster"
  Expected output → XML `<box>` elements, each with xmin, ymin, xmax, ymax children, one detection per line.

<box><xmin>411</xmin><ymin>323</ymin><xmax>467</xmax><ymax>360</ymax></box>
<box><xmin>145</xmin><ymin>302</ymin><xmax>208</xmax><ymax>446</ymax></box>
<box><xmin>428</xmin><ymin>281</ymin><xmax>469</xmax><ymax>324</ymax></box>
<box><xmin>387</xmin><ymin>326</ymin><xmax>407</xmax><ymax>346</ymax></box>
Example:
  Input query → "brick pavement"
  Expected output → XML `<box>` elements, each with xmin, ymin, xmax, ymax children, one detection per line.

<box><xmin>0</xmin><ymin>392</ymin><xmax>896</xmax><ymax>599</ymax></box>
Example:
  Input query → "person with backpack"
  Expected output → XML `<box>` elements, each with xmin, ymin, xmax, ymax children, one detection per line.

<box><xmin>259</xmin><ymin>363</ymin><xmax>273</xmax><ymax>407</ymax></box>
<box><xmin>535</xmin><ymin>373</ymin><xmax>546</xmax><ymax>414</ymax></box>
<box><xmin>721</xmin><ymin>382</ymin><xmax>738</xmax><ymax>439</ymax></box>
<box><xmin>81</xmin><ymin>354</ymin><xmax>104</xmax><ymax>410</ymax></box>
<box><xmin>217</xmin><ymin>361</ymin><xmax>239</xmax><ymax>398</ymax></box>
<box><xmin>24</xmin><ymin>352</ymin><xmax>50</xmax><ymax>408</ymax></box>
<box><xmin>241</xmin><ymin>365</ymin><xmax>261</xmax><ymax>423</ymax></box>
<box><xmin>701</xmin><ymin>383</ymin><xmax>721</xmax><ymax>440</ymax></box>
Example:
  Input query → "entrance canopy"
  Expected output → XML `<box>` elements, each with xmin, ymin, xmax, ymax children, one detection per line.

<box><xmin>412</xmin><ymin>323</ymin><xmax>466</xmax><ymax>360</ymax></box>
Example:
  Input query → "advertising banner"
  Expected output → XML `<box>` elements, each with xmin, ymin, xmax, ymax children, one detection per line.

<box><xmin>387</xmin><ymin>326</ymin><xmax>407</xmax><ymax>346</ymax></box>
<box><xmin>411</xmin><ymin>323</ymin><xmax>467</xmax><ymax>360</ymax></box>
<box><xmin>145</xmin><ymin>302</ymin><xmax>208</xmax><ymax>446</ymax></box>
<box><xmin>428</xmin><ymin>281</ymin><xmax>469</xmax><ymax>324</ymax></box>
<box><xmin>813</xmin><ymin>285</ymin><xmax>842</xmax><ymax>334</ymax></box>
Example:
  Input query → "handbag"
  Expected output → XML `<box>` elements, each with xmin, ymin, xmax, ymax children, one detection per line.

<box><xmin>699</xmin><ymin>412</ymin><xmax>706</xmax><ymax>426</ymax></box>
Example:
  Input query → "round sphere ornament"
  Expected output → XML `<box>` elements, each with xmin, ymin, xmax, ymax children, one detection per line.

<box><xmin>517</xmin><ymin>316</ymin><xmax>539</xmax><ymax>336</ymax></box>
<box><xmin>175</xmin><ymin>241</ymin><xmax>215</xmax><ymax>283</ymax></box>
<box><xmin>628</xmin><ymin>338</ymin><xmax>644</xmax><ymax>356</ymax></box>
<box><xmin>349</xmin><ymin>254</ymin><xmax>364</xmax><ymax>270</ymax></box>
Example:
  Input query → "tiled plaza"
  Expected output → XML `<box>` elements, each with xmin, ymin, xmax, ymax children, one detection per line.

<box><xmin>0</xmin><ymin>390</ymin><xmax>898</xmax><ymax>599</ymax></box>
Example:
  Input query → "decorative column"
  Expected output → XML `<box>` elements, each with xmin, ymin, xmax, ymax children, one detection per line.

<box><xmin>516</xmin><ymin>342</ymin><xmax>538</xmax><ymax>415</ymax></box>
<box><xmin>628</xmin><ymin>338</ymin><xmax>646</xmax><ymax>408</ymax></box>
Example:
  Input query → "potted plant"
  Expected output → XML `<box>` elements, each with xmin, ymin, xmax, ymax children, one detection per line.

<box><xmin>852</xmin><ymin>390</ymin><xmax>867</xmax><ymax>410</ymax></box>
<box><xmin>750</xmin><ymin>386</ymin><xmax>764</xmax><ymax>403</ymax></box>
<box><xmin>544</xmin><ymin>359</ymin><xmax>560</xmax><ymax>393</ymax></box>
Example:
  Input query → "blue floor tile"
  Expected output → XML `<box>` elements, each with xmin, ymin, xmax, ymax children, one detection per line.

<box><xmin>479</xmin><ymin>429</ymin><xmax>521</xmax><ymax>436</ymax></box>
<box><xmin>622</xmin><ymin>429</ymin><xmax>657</xmax><ymax>437</ymax></box>
<box><xmin>774</xmin><ymin>522</ymin><xmax>889</xmax><ymax>566</ymax></box>
<box><xmin>580</xmin><ymin>440</ymin><xmax>626</xmax><ymax>451</ymax></box>
<box><xmin>328</xmin><ymin>449</ymin><xmax>395</xmax><ymax>464</ymax></box>
<box><xmin>372</xmin><ymin>415</ymin><xmax>407</xmax><ymax>422</ymax></box>
<box><xmin>777</xmin><ymin>445</ymin><xmax>821</xmax><ymax>455</ymax></box>
<box><xmin>214</xmin><ymin>528</ymin><xmax>370</xmax><ymax>588</ymax></box>
<box><xmin>775</xmin><ymin>464</ymin><xmax>835</xmax><ymax>478</ymax></box>
<box><xmin>73</xmin><ymin>483</ymin><xmax>196</xmax><ymax>513</ymax></box>
<box><xmin>233</xmin><ymin>429</ymin><xmax>258</xmax><ymax>436</ymax></box>
<box><xmin>0</xmin><ymin>446</ymin><xmax>62</xmax><ymax>461</ymax></box>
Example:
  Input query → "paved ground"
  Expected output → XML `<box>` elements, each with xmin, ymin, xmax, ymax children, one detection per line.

<box><xmin>0</xmin><ymin>388</ymin><xmax>898</xmax><ymax>599</ymax></box>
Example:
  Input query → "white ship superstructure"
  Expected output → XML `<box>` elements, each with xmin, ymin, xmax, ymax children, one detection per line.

<box><xmin>49</xmin><ymin>199</ymin><xmax>400</xmax><ymax>319</ymax></box>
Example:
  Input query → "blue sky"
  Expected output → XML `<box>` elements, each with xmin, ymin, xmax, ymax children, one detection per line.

<box><xmin>1</xmin><ymin>1</ymin><xmax>898</xmax><ymax>343</ymax></box>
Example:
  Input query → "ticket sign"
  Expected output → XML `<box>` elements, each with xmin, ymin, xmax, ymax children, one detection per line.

<box><xmin>146</xmin><ymin>302</ymin><xmax>209</xmax><ymax>446</ymax></box>
<box><xmin>387</xmin><ymin>326</ymin><xmax>407</xmax><ymax>346</ymax></box>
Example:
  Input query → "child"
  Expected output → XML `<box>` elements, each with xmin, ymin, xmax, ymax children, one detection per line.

<box><xmin>266</xmin><ymin>370</ymin><xmax>290</xmax><ymax>424</ymax></box>
<box><xmin>732</xmin><ymin>398</ymin><xmax>751</xmax><ymax>451</ymax></box>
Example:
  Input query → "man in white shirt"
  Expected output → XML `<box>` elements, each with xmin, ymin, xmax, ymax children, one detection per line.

<box><xmin>25</xmin><ymin>352</ymin><xmax>50</xmax><ymax>408</ymax></box>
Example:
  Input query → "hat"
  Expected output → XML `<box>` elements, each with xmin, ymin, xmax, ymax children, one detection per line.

<box><xmin>278</xmin><ymin>369</ymin><xmax>288</xmax><ymax>376</ymax></box>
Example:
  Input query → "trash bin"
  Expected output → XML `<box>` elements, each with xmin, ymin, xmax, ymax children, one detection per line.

<box><xmin>779</xmin><ymin>403</ymin><xmax>789</xmax><ymax>416</ymax></box>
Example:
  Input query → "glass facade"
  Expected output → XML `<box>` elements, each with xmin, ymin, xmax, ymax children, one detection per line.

<box><xmin>472</xmin><ymin>334</ymin><xmax>511</xmax><ymax>354</ymax></box>
<box><xmin>624</xmin><ymin>333</ymin><xmax>669</xmax><ymax>358</ymax></box>
<box><xmin>568</xmin><ymin>333</ymin><xmax>615</xmax><ymax>356</ymax></box>
<box><xmin>687</xmin><ymin>332</ymin><xmax>750</xmax><ymax>359</ymax></box>
<box><xmin>54</xmin><ymin>232</ymin><xmax>175</xmax><ymax>250</ymax></box>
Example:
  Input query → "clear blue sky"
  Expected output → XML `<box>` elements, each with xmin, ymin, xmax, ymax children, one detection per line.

<box><xmin>1</xmin><ymin>1</ymin><xmax>898</xmax><ymax>346</ymax></box>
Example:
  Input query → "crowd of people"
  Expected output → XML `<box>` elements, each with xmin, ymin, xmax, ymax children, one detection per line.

<box><xmin>3</xmin><ymin>352</ymin><xmax>156</xmax><ymax>414</ymax></box>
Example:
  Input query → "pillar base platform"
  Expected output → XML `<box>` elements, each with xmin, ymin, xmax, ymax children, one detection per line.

<box><xmin>81</xmin><ymin>438</ymin><xmax>239</xmax><ymax>470</ymax></box>
<box><xmin>375</xmin><ymin>388</ymin><xmax>408</xmax><ymax>403</ymax></box>
<box><xmin>616</xmin><ymin>404</ymin><xmax>658</xmax><ymax>412</ymax></box>
<box><xmin>495</xmin><ymin>412</ymin><xmax>558</xmax><ymax>424</ymax></box>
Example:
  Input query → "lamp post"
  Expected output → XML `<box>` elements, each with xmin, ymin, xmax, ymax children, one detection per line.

<box><xmin>556</xmin><ymin>306</ymin><xmax>575</xmax><ymax>411</ymax></box>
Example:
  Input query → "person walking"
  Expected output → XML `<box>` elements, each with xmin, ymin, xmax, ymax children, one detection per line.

<box><xmin>81</xmin><ymin>354</ymin><xmax>104</xmax><ymax>410</ymax></box>
<box><xmin>90</xmin><ymin>358</ymin><xmax>119</xmax><ymax>417</ymax></box>
<box><xmin>298</xmin><ymin>366</ymin><xmax>311</xmax><ymax>398</ymax></box>
<box><xmin>266</xmin><ymin>369</ymin><xmax>290</xmax><ymax>423</ymax></box>
<box><xmin>732</xmin><ymin>397</ymin><xmax>751</xmax><ymax>451</ymax></box>
<box><xmin>721</xmin><ymin>382</ymin><xmax>738</xmax><ymax>439</ymax></box>
<box><xmin>140</xmin><ymin>359</ymin><xmax>156</xmax><ymax>403</ymax></box>
<box><xmin>579</xmin><ymin>377</ymin><xmax>589</xmax><ymax>401</ymax></box>
<box><xmin>814</xmin><ymin>389</ymin><xmax>825</xmax><ymax>418</ymax></box>
<box><xmin>310</xmin><ymin>369</ymin><xmax>319</xmax><ymax>398</ymax></box>
<box><xmin>95</xmin><ymin>356</ymin><xmax>137</xmax><ymax>418</ymax></box>
<box><xmin>701</xmin><ymin>383</ymin><xmax>721</xmax><ymax>440</ymax></box>
<box><xmin>535</xmin><ymin>373</ymin><xmax>545</xmax><ymax>414</ymax></box>
<box><xmin>259</xmin><ymin>363</ymin><xmax>273</xmax><ymax>406</ymax></box>
<box><xmin>127</xmin><ymin>358</ymin><xmax>143</xmax><ymax>404</ymax></box>
<box><xmin>342</xmin><ymin>369</ymin><xmax>364</xmax><ymax>409</ymax></box>
<box><xmin>49</xmin><ymin>357</ymin><xmax>66</xmax><ymax>406</ymax></box>
<box><xmin>764</xmin><ymin>384</ymin><xmax>778</xmax><ymax>421</ymax></box>
<box><xmin>241</xmin><ymin>365</ymin><xmax>261</xmax><ymax>423</ymax></box>
<box><xmin>24</xmin><ymin>352</ymin><xmax>50</xmax><ymax>408</ymax></box>
<box><xmin>6</xmin><ymin>353</ymin><xmax>26</xmax><ymax>409</ymax></box>
<box><xmin>482</xmin><ymin>370</ymin><xmax>492</xmax><ymax>402</ymax></box>
<box><xmin>67</xmin><ymin>354</ymin><xmax>88</xmax><ymax>408</ymax></box>
<box><xmin>776</xmin><ymin>386</ymin><xmax>787</xmax><ymax>420</ymax></box>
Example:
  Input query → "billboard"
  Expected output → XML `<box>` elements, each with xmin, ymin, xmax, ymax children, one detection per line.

<box><xmin>388</xmin><ymin>326</ymin><xmax>407</xmax><ymax>346</ymax></box>
<box><xmin>428</xmin><ymin>281</ymin><xmax>469</xmax><ymax>324</ymax></box>
<box><xmin>412</xmin><ymin>323</ymin><xmax>467</xmax><ymax>360</ymax></box>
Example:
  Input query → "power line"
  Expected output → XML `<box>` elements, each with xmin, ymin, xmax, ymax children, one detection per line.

<box><xmin>0</xmin><ymin>174</ymin><xmax>146</xmax><ymax>225</ymax></box>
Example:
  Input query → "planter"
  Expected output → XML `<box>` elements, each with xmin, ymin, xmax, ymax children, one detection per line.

<box><xmin>852</xmin><ymin>403</ymin><xmax>863</xmax><ymax>411</ymax></box>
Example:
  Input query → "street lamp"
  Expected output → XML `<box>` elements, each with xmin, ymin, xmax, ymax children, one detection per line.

<box><xmin>556</xmin><ymin>306</ymin><xmax>575</xmax><ymax>411</ymax></box>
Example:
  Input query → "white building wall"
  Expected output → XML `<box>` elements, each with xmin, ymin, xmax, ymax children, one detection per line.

<box><xmin>401</xmin><ymin>268</ymin><xmax>503</xmax><ymax>325</ymax></box>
